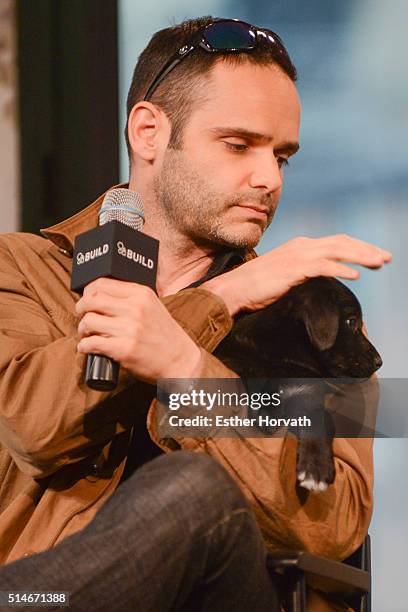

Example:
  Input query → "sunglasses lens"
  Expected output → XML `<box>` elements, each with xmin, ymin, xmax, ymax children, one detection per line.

<box><xmin>204</xmin><ymin>21</ymin><xmax>256</xmax><ymax>49</ymax></box>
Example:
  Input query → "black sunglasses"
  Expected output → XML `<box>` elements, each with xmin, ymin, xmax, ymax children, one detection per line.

<box><xmin>143</xmin><ymin>18</ymin><xmax>292</xmax><ymax>101</ymax></box>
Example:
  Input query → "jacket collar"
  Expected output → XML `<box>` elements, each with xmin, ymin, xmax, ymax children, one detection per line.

<box><xmin>185</xmin><ymin>249</ymin><xmax>248</xmax><ymax>288</ymax></box>
<box><xmin>40</xmin><ymin>183</ymin><xmax>128</xmax><ymax>254</ymax></box>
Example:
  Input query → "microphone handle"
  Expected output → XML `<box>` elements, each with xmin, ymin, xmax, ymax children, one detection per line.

<box><xmin>85</xmin><ymin>354</ymin><xmax>119</xmax><ymax>391</ymax></box>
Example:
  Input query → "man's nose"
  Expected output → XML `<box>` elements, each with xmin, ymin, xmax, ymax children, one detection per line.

<box><xmin>248</xmin><ymin>156</ymin><xmax>283</xmax><ymax>193</ymax></box>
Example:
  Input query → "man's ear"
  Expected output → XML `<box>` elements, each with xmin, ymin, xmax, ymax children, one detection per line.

<box><xmin>300</xmin><ymin>292</ymin><xmax>339</xmax><ymax>351</ymax></box>
<box><xmin>127</xmin><ymin>102</ymin><xmax>170</xmax><ymax>161</ymax></box>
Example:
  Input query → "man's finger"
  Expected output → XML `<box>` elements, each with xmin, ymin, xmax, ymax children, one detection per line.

<box><xmin>77</xmin><ymin>312</ymin><xmax>125</xmax><ymax>339</ymax></box>
<box><xmin>76</xmin><ymin>293</ymin><xmax>126</xmax><ymax>317</ymax></box>
<box><xmin>83</xmin><ymin>277</ymin><xmax>153</xmax><ymax>298</ymax></box>
<box><xmin>314</xmin><ymin>261</ymin><xmax>360</xmax><ymax>280</ymax></box>
<box><xmin>77</xmin><ymin>334</ymin><xmax>121</xmax><ymax>360</ymax></box>
<box><xmin>314</xmin><ymin>237</ymin><xmax>392</xmax><ymax>267</ymax></box>
<box><xmin>322</xmin><ymin>234</ymin><xmax>391</xmax><ymax>256</ymax></box>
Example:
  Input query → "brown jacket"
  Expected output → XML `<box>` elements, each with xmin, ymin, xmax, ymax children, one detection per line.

<box><xmin>0</xmin><ymin>188</ymin><xmax>376</xmax><ymax>608</ymax></box>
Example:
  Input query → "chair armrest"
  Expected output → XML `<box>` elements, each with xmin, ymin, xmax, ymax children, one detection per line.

<box><xmin>267</xmin><ymin>551</ymin><xmax>371</xmax><ymax>596</ymax></box>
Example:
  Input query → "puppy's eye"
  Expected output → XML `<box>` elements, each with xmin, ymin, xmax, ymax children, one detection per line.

<box><xmin>346</xmin><ymin>317</ymin><xmax>358</xmax><ymax>331</ymax></box>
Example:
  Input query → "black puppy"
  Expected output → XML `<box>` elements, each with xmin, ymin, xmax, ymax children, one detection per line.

<box><xmin>213</xmin><ymin>276</ymin><xmax>382</xmax><ymax>493</ymax></box>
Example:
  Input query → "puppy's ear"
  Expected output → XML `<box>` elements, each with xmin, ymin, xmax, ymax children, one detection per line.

<box><xmin>301</xmin><ymin>294</ymin><xmax>339</xmax><ymax>351</ymax></box>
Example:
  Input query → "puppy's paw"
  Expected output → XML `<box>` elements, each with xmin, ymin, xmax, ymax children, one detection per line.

<box><xmin>296</xmin><ymin>439</ymin><xmax>336</xmax><ymax>493</ymax></box>
<box><xmin>297</xmin><ymin>471</ymin><xmax>328</xmax><ymax>492</ymax></box>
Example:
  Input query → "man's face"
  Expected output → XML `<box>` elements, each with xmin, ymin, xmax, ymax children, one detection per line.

<box><xmin>154</xmin><ymin>60</ymin><xmax>301</xmax><ymax>250</ymax></box>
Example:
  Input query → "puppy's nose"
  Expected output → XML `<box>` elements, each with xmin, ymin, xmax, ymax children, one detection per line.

<box><xmin>374</xmin><ymin>354</ymin><xmax>383</xmax><ymax>370</ymax></box>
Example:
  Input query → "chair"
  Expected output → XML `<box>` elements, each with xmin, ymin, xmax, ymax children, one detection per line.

<box><xmin>267</xmin><ymin>534</ymin><xmax>371</xmax><ymax>612</ymax></box>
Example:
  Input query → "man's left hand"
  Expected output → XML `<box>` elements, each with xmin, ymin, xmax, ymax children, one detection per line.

<box><xmin>75</xmin><ymin>278</ymin><xmax>201</xmax><ymax>384</ymax></box>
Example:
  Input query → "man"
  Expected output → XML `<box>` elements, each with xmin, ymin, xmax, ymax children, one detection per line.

<box><xmin>0</xmin><ymin>16</ymin><xmax>391</xmax><ymax>611</ymax></box>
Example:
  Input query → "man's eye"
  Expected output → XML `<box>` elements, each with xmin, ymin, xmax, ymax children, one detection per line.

<box><xmin>277</xmin><ymin>157</ymin><xmax>289</xmax><ymax>168</ymax></box>
<box><xmin>224</xmin><ymin>142</ymin><xmax>249</xmax><ymax>153</ymax></box>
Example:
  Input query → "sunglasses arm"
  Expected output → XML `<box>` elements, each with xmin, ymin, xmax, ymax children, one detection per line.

<box><xmin>144</xmin><ymin>44</ymin><xmax>195</xmax><ymax>101</ymax></box>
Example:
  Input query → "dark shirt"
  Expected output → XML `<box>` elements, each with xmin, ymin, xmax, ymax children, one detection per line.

<box><xmin>120</xmin><ymin>249</ymin><xmax>247</xmax><ymax>482</ymax></box>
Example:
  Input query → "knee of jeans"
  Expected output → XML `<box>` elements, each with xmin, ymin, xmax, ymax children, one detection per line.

<box><xmin>168</xmin><ymin>451</ymin><xmax>248</xmax><ymax>510</ymax></box>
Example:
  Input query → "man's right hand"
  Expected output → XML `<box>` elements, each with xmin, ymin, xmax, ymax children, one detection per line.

<box><xmin>202</xmin><ymin>234</ymin><xmax>392</xmax><ymax>316</ymax></box>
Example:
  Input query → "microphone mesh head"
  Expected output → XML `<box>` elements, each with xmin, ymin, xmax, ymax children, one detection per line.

<box><xmin>99</xmin><ymin>188</ymin><xmax>144</xmax><ymax>230</ymax></box>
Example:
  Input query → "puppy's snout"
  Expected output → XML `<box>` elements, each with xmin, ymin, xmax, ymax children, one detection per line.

<box><xmin>374</xmin><ymin>354</ymin><xmax>383</xmax><ymax>370</ymax></box>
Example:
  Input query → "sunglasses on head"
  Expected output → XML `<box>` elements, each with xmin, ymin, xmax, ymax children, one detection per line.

<box><xmin>143</xmin><ymin>18</ymin><xmax>292</xmax><ymax>101</ymax></box>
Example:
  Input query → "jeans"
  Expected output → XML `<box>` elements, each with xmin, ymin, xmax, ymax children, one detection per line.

<box><xmin>0</xmin><ymin>451</ymin><xmax>279</xmax><ymax>611</ymax></box>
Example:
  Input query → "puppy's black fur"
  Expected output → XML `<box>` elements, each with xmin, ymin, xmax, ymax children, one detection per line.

<box><xmin>212</xmin><ymin>275</ymin><xmax>382</xmax><ymax>492</ymax></box>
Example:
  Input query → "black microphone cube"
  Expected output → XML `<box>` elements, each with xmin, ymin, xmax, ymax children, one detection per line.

<box><xmin>71</xmin><ymin>221</ymin><xmax>159</xmax><ymax>293</ymax></box>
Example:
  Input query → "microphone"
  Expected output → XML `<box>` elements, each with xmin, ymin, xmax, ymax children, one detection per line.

<box><xmin>71</xmin><ymin>188</ymin><xmax>159</xmax><ymax>391</ymax></box>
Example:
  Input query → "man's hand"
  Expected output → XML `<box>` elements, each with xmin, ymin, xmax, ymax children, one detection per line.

<box><xmin>75</xmin><ymin>278</ymin><xmax>201</xmax><ymax>384</ymax></box>
<box><xmin>203</xmin><ymin>234</ymin><xmax>392</xmax><ymax>315</ymax></box>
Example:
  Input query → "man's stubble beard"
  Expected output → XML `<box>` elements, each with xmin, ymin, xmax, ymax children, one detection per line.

<box><xmin>153</xmin><ymin>148</ymin><xmax>276</xmax><ymax>250</ymax></box>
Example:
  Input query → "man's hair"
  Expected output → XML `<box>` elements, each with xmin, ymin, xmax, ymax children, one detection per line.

<box><xmin>125</xmin><ymin>16</ymin><xmax>297</xmax><ymax>160</ymax></box>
